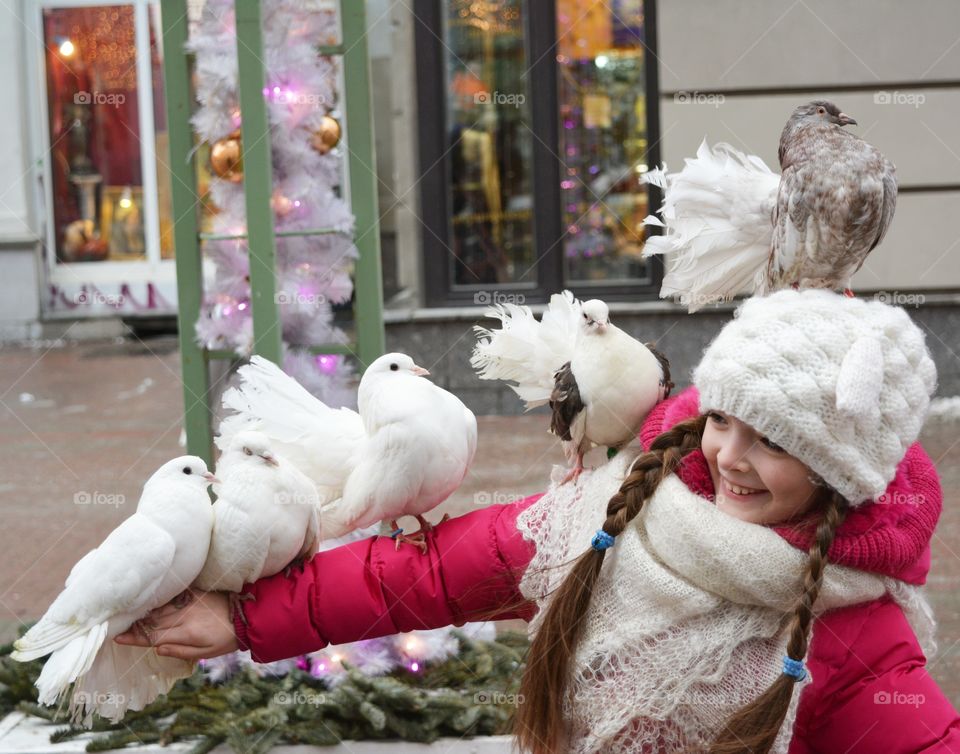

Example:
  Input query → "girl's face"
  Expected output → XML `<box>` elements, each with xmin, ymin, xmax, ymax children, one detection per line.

<box><xmin>700</xmin><ymin>410</ymin><xmax>823</xmax><ymax>525</ymax></box>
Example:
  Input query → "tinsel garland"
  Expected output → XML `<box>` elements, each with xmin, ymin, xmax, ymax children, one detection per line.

<box><xmin>0</xmin><ymin>628</ymin><xmax>528</xmax><ymax>753</ymax></box>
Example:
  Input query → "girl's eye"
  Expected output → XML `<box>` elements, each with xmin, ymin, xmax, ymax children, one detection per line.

<box><xmin>760</xmin><ymin>436</ymin><xmax>785</xmax><ymax>452</ymax></box>
<box><xmin>706</xmin><ymin>411</ymin><xmax>727</xmax><ymax>425</ymax></box>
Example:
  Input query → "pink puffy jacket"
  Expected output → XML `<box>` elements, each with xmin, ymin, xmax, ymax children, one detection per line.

<box><xmin>232</xmin><ymin>388</ymin><xmax>960</xmax><ymax>752</ymax></box>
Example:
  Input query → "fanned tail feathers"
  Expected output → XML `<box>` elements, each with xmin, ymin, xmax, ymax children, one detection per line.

<box><xmin>471</xmin><ymin>291</ymin><xmax>581</xmax><ymax>408</ymax></box>
<box><xmin>643</xmin><ymin>140</ymin><xmax>780</xmax><ymax>312</ymax></box>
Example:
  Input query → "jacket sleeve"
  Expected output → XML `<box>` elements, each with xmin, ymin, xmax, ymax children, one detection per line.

<box><xmin>791</xmin><ymin>596</ymin><xmax>960</xmax><ymax>753</ymax></box>
<box><xmin>231</xmin><ymin>496</ymin><xmax>541</xmax><ymax>662</ymax></box>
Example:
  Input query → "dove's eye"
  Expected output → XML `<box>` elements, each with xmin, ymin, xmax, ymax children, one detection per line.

<box><xmin>182</xmin><ymin>466</ymin><xmax>192</xmax><ymax>475</ymax></box>
<box><xmin>243</xmin><ymin>447</ymin><xmax>253</xmax><ymax>456</ymax></box>
<box><xmin>582</xmin><ymin>312</ymin><xmax>588</xmax><ymax>319</ymax></box>
<box><xmin>390</xmin><ymin>363</ymin><xmax>398</xmax><ymax>371</ymax></box>
<box><xmin>817</xmin><ymin>106</ymin><xmax>826</xmax><ymax>115</ymax></box>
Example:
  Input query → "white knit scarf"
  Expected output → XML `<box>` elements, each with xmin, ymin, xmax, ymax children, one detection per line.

<box><xmin>516</xmin><ymin>449</ymin><xmax>936</xmax><ymax>754</ymax></box>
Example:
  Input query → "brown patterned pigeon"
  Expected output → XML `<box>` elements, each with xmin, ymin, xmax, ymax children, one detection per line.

<box><xmin>765</xmin><ymin>100</ymin><xmax>897</xmax><ymax>294</ymax></box>
<box><xmin>643</xmin><ymin>100</ymin><xmax>897</xmax><ymax>311</ymax></box>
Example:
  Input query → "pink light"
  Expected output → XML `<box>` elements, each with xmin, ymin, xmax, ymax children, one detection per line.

<box><xmin>315</xmin><ymin>354</ymin><xmax>339</xmax><ymax>375</ymax></box>
<box><xmin>293</xmin><ymin>200</ymin><xmax>302</xmax><ymax>207</ymax></box>
<box><xmin>273</xmin><ymin>86</ymin><xmax>281</xmax><ymax>95</ymax></box>
<box><xmin>237</xmin><ymin>301</ymin><xmax>248</xmax><ymax>311</ymax></box>
<box><xmin>410</xmin><ymin>662</ymin><xmax>420</xmax><ymax>672</ymax></box>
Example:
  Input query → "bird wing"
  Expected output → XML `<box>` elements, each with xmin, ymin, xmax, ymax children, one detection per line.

<box><xmin>549</xmin><ymin>361</ymin><xmax>584</xmax><ymax>443</ymax></box>
<box><xmin>193</xmin><ymin>493</ymin><xmax>262</xmax><ymax>592</ymax></box>
<box><xmin>26</xmin><ymin>516</ymin><xmax>176</xmax><ymax>640</ymax></box>
<box><xmin>869</xmin><ymin>161</ymin><xmax>898</xmax><ymax>254</ymax></box>
<box><xmin>218</xmin><ymin>355</ymin><xmax>365</xmax><ymax>493</ymax></box>
<box><xmin>643</xmin><ymin>140</ymin><xmax>780</xmax><ymax>311</ymax></box>
<box><xmin>471</xmin><ymin>290</ymin><xmax>581</xmax><ymax>408</ymax></box>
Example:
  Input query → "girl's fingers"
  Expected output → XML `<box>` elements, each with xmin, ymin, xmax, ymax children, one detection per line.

<box><xmin>156</xmin><ymin>644</ymin><xmax>208</xmax><ymax>662</ymax></box>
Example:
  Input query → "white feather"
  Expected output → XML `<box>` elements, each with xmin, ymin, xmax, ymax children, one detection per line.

<box><xmin>643</xmin><ymin>140</ymin><xmax>781</xmax><ymax>312</ymax></box>
<box><xmin>471</xmin><ymin>290</ymin><xmax>581</xmax><ymax>407</ymax></box>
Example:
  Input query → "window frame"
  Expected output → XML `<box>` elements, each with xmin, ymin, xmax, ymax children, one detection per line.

<box><xmin>414</xmin><ymin>0</ymin><xmax>663</xmax><ymax>307</ymax></box>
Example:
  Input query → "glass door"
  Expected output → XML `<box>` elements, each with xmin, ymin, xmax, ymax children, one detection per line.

<box><xmin>30</xmin><ymin>0</ymin><xmax>176</xmax><ymax>317</ymax></box>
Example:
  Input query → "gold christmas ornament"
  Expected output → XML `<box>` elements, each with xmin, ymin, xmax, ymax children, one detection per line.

<box><xmin>210</xmin><ymin>131</ymin><xmax>244</xmax><ymax>183</ymax></box>
<box><xmin>310</xmin><ymin>115</ymin><xmax>341</xmax><ymax>155</ymax></box>
<box><xmin>271</xmin><ymin>193</ymin><xmax>294</xmax><ymax>217</ymax></box>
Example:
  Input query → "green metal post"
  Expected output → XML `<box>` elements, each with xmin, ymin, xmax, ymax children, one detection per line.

<box><xmin>235</xmin><ymin>0</ymin><xmax>284</xmax><ymax>365</ymax></box>
<box><xmin>159</xmin><ymin>0</ymin><xmax>214</xmax><ymax>463</ymax></box>
<box><xmin>340</xmin><ymin>2</ymin><xmax>386</xmax><ymax>367</ymax></box>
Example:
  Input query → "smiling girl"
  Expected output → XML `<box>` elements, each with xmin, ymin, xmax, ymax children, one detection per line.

<box><xmin>117</xmin><ymin>289</ymin><xmax>959</xmax><ymax>753</ymax></box>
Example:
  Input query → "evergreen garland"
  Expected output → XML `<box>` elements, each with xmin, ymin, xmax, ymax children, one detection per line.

<box><xmin>0</xmin><ymin>628</ymin><xmax>528</xmax><ymax>753</ymax></box>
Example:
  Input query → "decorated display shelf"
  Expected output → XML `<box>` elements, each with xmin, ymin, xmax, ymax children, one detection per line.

<box><xmin>0</xmin><ymin>714</ymin><xmax>513</xmax><ymax>754</ymax></box>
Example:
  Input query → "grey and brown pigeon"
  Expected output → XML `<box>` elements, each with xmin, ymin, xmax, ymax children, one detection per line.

<box><xmin>472</xmin><ymin>291</ymin><xmax>673</xmax><ymax>483</ymax></box>
<box><xmin>644</xmin><ymin>100</ymin><xmax>897</xmax><ymax>311</ymax></box>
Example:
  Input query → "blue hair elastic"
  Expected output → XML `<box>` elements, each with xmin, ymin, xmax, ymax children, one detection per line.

<box><xmin>782</xmin><ymin>656</ymin><xmax>807</xmax><ymax>681</ymax></box>
<box><xmin>591</xmin><ymin>529</ymin><xmax>616</xmax><ymax>551</ymax></box>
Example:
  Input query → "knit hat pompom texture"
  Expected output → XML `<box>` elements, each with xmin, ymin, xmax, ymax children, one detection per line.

<box><xmin>694</xmin><ymin>289</ymin><xmax>937</xmax><ymax>505</ymax></box>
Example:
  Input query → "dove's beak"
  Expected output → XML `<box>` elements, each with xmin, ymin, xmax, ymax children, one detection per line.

<box><xmin>203</xmin><ymin>472</ymin><xmax>220</xmax><ymax>484</ymax></box>
<box><xmin>260</xmin><ymin>452</ymin><xmax>279</xmax><ymax>467</ymax></box>
<box><xmin>838</xmin><ymin>113</ymin><xmax>857</xmax><ymax>126</ymax></box>
<box><xmin>411</xmin><ymin>365</ymin><xmax>431</xmax><ymax>377</ymax></box>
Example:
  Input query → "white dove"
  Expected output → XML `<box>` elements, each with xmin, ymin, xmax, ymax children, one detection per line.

<box><xmin>11</xmin><ymin>456</ymin><xmax>216</xmax><ymax>726</ymax></box>
<box><xmin>217</xmin><ymin>353</ymin><xmax>477</xmax><ymax>553</ymax></box>
<box><xmin>194</xmin><ymin>431</ymin><xmax>321</xmax><ymax>595</ymax></box>
<box><xmin>472</xmin><ymin>291</ymin><xmax>673</xmax><ymax>483</ymax></box>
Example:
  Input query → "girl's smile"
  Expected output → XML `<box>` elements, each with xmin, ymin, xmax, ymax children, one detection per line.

<box><xmin>701</xmin><ymin>410</ymin><xmax>824</xmax><ymax>525</ymax></box>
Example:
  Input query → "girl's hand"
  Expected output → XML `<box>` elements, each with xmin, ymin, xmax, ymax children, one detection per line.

<box><xmin>114</xmin><ymin>589</ymin><xmax>239</xmax><ymax>661</ymax></box>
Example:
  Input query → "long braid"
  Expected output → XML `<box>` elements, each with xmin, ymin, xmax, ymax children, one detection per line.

<box><xmin>514</xmin><ymin>415</ymin><xmax>706</xmax><ymax>754</ymax></box>
<box><xmin>709</xmin><ymin>490</ymin><xmax>848</xmax><ymax>754</ymax></box>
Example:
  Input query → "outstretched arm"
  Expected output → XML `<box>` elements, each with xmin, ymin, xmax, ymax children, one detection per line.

<box><xmin>116</xmin><ymin>496</ymin><xmax>540</xmax><ymax>662</ymax></box>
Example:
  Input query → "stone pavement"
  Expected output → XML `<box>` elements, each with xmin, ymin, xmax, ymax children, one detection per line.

<box><xmin>0</xmin><ymin>335</ymin><xmax>957</xmax><ymax>706</ymax></box>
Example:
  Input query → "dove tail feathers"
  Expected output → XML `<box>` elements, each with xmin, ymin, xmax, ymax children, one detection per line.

<box><xmin>642</xmin><ymin>140</ymin><xmax>781</xmax><ymax>312</ymax></box>
<box><xmin>470</xmin><ymin>291</ymin><xmax>581</xmax><ymax>408</ymax></box>
<box><xmin>68</xmin><ymin>641</ymin><xmax>193</xmax><ymax>727</ymax></box>
<box><xmin>32</xmin><ymin>622</ymin><xmax>108</xmax><ymax>708</ymax></box>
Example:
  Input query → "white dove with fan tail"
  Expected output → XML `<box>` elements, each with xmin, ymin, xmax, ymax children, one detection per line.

<box><xmin>11</xmin><ymin>457</ymin><xmax>216</xmax><ymax>726</ymax></box>
<box><xmin>321</xmin><ymin>353</ymin><xmax>478</xmax><ymax>551</ymax></box>
<box><xmin>194</xmin><ymin>431</ymin><xmax>321</xmax><ymax>594</ymax></box>
<box><xmin>472</xmin><ymin>291</ymin><xmax>673</xmax><ymax>483</ymax></box>
<box><xmin>643</xmin><ymin>100</ymin><xmax>896</xmax><ymax>311</ymax></box>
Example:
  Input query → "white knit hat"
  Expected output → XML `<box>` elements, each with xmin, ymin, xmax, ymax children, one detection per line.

<box><xmin>693</xmin><ymin>289</ymin><xmax>937</xmax><ymax>505</ymax></box>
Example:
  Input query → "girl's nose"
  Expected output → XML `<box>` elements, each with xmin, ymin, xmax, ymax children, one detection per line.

<box><xmin>717</xmin><ymin>430</ymin><xmax>754</xmax><ymax>473</ymax></box>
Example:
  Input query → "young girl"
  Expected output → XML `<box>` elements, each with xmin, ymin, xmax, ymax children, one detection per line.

<box><xmin>117</xmin><ymin>289</ymin><xmax>960</xmax><ymax>752</ymax></box>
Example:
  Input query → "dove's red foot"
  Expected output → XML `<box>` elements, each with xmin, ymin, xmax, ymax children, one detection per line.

<box><xmin>413</xmin><ymin>513</ymin><xmax>449</xmax><ymax>533</ymax></box>
<box><xmin>560</xmin><ymin>455</ymin><xmax>586</xmax><ymax>486</ymax></box>
<box><xmin>229</xmin><ymin>592</ymin><xmax>256</xmax><ymax>626</ymax></box>
<box><xmin>843</xmin><ymin>288</ymin><xmax>855</xmax><ymax>298</ymax></box>
<box><xmin>394</xmin><ymin>532</ymin><xmax>428</xmax><ymax>554</ymax></box>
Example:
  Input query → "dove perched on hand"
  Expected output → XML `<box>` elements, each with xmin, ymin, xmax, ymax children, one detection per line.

<box><xmin>11</xmin><ymin>457</ymin><xmax>216</xmax><ymax>726</ymax></box>
<box><xmin>194</xmin><ymin>431</ymin><xmax>321</xmax><ymax>594</ymax></box>
<box><xmin>217</xmin><ymin>354</ymin><xmax>477</xmax><ymax>553</ymax></box>
<box><xmin>472</xmin><ymin>291</ymin><xmax>673</xmax><ymax>483</ymax></box>
<box><xmin>644</xmin><ymin>100</ymin><xmax>897</xmax><ymax>310</ymax></box>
